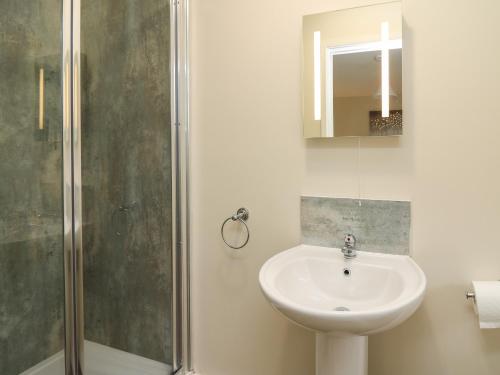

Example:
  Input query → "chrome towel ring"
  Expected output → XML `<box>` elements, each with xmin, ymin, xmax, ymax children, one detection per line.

<box><xmin>221</xmin><ymin>207</ymin><xmax>250</xmax><ymax>249</ymax></box>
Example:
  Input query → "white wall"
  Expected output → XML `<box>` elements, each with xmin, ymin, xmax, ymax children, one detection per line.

<box><xmin>368</xmin><ymin>0</ymin><xmax>500</xmax><ymax>374</ymax></box>
<box><xmin>190</xmin><ymin>0</ymin><xmax>500</xmax><ymax>374</ymax></box>
<box><xmin>190</xmin><ymin>1</ymin><xmax>313</xmax><ymax>374</ymax></box>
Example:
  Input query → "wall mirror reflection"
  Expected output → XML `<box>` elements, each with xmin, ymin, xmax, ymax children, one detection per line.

<box><xmin>303</xmin><ymin>2</ymin><xmax>403</xmax><ymax>138</ymax></box>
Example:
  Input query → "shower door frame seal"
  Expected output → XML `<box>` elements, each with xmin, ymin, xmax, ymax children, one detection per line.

<box><xmin>62</xmin><ymin>0</ymin><xmax>192</xmax><ymax>374</ymax></box>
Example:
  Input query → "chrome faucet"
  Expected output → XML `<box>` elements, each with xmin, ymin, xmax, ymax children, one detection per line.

<box><xmin>341</xmin><ymin>233</ymin><xmax>357</xmax><ymax>259</ymax></box>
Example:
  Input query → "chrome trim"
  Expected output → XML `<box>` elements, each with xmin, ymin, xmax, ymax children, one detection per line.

<box><xmin>341</xmin><ymin>233</ymin><xmax>357</xmax><ymax>259</ymax></box>
<box><xmin>62</xmin><ymin>0</ymin><xmax>74</xmax><ymax>372</ymax></box>
<box><xmin>465</xmin><ymin>291</ymin><xmax>476</xmax><ymax>301</ymax></box>
<box><xmin>179</xmin><ymin>0</ymin><xmax>192</xmax><ymax>370</ymax></box>
<box><xmin>171</xmin><ymin>0</ymin><xmax>192</xmax><ymax>372</ymax></box>
<box><xmin>72</xmin><ymin>0</ymin><xmax>84</xmax><ymax>373</ymax></box>
<box><xmin>171</xmin><ymin>0</ymin><xmax>182</xmax><ymax>371</ymax></box>
<box><xmin>171</xmin><ymin>5</ymin><xmax>178</xmax><ymax>373</ymax></box>
<box><xmin>63</xmin><ymin>0</ymin><xmax>84</xmax><ymax>373</ymax></box>
<box><xmin>221</xmin><ymin>208</ymin><xmax>250</xmax><ymax>250</ymax></box>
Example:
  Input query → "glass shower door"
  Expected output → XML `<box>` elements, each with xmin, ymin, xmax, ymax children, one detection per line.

<box><xmin>0</xmin><ymin>1</ymin><xmax>65</xmax><ymax>374</ymax></box>
<box><xmin>80</xmin><ymin>1</ymin><xmax>174</xmax><ymax>373</ymax></box>
<box><xmin>0</xmin><ymin>1</ymin><xmax>180</xmax><ymax>373</ymax></box>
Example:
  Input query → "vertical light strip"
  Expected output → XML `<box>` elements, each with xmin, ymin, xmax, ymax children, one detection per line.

<box><xmin>313</xmin><ymin>31</ymin><xmax>321</xmax><ymax>121</ymax></box>
<box><xmin>381</xmin><ymin>22</ymin><xmax>389</xmax><ymax>118</ymax></box>
<box><xmin>38</xmin><ymin>68</ymin><xmax>45</xmax><ymax>129</ymax></box>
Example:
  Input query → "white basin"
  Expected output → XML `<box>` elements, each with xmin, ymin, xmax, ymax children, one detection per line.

<box><xmin>259</xmin><ymin>244</ymin><xmax>426</xmax><ymax>375</ymax></box>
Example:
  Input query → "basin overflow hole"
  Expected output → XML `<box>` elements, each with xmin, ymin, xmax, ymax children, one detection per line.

<box><xmin>343</xmin><ymin>268</ymin><xmax>351</xmax><ymax>277</ymax></box>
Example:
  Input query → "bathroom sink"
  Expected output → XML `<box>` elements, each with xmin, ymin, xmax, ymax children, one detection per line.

<box><xmin>259</xmin><ymin>244</ymin><xmax>426</xmax><ymax>375</ymax></box>
<box><xmin>259</xmin><ymin>244</ymin><xmax>426</xmax><ymax>335</ymax></box>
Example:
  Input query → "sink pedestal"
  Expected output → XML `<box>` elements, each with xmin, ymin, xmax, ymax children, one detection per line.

<box><xmin>316</xmin><ymin>334</ymin><xmax>367</xmax><ymax>375</ymax></box>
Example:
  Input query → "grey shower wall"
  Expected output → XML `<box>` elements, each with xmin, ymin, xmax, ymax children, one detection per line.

<box><xmin>0</xmin><ymin>0</ymin><xmax>172</xmax><ymax>373</ymax></box>
<box><xmin>0</xmin><ymin>1</ymin><xmax>64</xmax><ymax>374</ymax></box>
<box><xmin>81</xmin><ymin>0</ymin><xmax>172</xmax><ymax>364</ymax></box>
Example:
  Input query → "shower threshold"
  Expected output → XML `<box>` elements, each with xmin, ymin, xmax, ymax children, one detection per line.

<box><xmin>21</xmin><ymin>341</ymin><xmax>171</xmax><ymax>375</ymax></box>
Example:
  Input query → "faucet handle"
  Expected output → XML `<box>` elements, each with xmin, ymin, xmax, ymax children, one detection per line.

<box><xmin>344</xmin><ymin>234</ymin><xmax>356</xmax><ymax>248</ymax></box>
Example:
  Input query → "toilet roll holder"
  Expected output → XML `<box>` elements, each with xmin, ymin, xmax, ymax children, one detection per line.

<box><xmin>465</xmin><ymin>291</ymin><xmax>476</xmax><ymax>302</ymax></box>
<box><xmin>465</xmin><ymin>281</ymin><xmax>500</xmax><ymax>302</ymax></box>
<box><xmin>465</xmin><ymin>280</ymin><xmax>500</xmax><ymax>303</ymax></box>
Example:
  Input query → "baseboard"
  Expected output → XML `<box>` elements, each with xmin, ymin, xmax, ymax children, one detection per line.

<box><xmin>21</xmin><ymin>341</ymin><xmax>171</xmax><ymax>375</ymax></box>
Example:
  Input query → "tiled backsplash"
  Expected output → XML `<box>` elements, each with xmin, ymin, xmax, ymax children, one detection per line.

<box><xmin>301</xmin><ymin>196</ymin><xmax>411</xmax><ymax>255</ymax></box>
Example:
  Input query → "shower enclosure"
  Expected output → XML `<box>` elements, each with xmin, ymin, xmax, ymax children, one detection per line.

<box><xmin>0</xmin><ymin>1</ymin><xmax>190</xmax><ymax>374</ymax></box>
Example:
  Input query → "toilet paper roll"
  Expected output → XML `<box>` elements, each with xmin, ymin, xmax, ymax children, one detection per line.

<box><xmin>472</xmin><ymin>281</ymin><xmax>500</xmax><ymax>329</ymax></box>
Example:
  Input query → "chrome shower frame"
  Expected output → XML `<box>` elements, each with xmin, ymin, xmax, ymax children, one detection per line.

<box><xmin>61</xmin><ymin>0</ymin><xmax>191</xmax><ymax>373</ymax></box>
<box><xmin>171</xmin><ymin>0</ymin><xmax>192</xmax><ymax>373</ymax></box>
<box><xmin>62</xmin><ymin>0</ymin><xmax>83</xmax><ymax>373</ymax></box>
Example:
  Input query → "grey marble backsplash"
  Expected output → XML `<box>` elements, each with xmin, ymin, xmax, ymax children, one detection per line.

<box><xmin>301</xmin><ymin>196</ymin><xmax>411</xmax><ymax>255</ymax></box>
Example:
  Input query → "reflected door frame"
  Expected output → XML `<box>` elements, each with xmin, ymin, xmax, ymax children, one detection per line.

<box><xmin>325</xmin><ymin>39</ymin><xmax>402</xmax><ymax>138</ymax></box>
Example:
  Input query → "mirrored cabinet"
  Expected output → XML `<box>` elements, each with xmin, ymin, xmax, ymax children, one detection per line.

<box><xmin>303</xmin><ymin>2</ymin><xmax>402</xmax><ymax>138</ymax></box>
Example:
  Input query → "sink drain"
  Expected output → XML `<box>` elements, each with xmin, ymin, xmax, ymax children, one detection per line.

<box><xmin>334</xmin><ymin>306</ymin><xmax>350</xmax><ymax>312</ymax></box>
